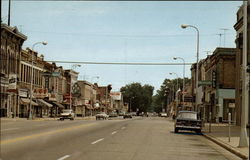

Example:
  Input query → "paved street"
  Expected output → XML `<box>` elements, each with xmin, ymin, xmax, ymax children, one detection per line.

<box><xmin>1</xmin><ymin>117</ymin><xmax>242</xmax><ymax>160</ymax></box>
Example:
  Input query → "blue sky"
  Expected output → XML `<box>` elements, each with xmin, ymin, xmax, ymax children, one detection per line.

<box><xmin>2</xmin><ymin>1</ymin><xmax>242</xmax><ymax>92</ymax></box>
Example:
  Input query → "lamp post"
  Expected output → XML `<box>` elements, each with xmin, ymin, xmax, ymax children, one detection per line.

<box><xmin>29</xmin><ymin>41</ymin><xmax>47</xmax><ymax>120</ymax></box>
<box><xmin>173</xmin><ymin>57</ymin><xmax>185</xmax><ymax>105</ymax></box>
<box><xmin>181</xmin><ymin>24</ymin><xmax>200</xmax><ymax>112</ymax></box>
<box><xmin>70</xmin><ymin>64</ymin><xmax>81</xmax><ymax>110</ymax></box>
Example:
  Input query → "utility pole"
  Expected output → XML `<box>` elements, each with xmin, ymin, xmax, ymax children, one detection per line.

<box><xmin>220</xmin><ymin>28</ymin><xmax>229</xmax><ymax>47</ymax></box>
<box><xmin>8</xmin><ymin>0</ymin><xmax>11</xmax><ymax>25</ymax></box>
<box><xmin>216</xmin><ymin>33</ymin><xmax>223</xmax><ymax>47</ymax></box>
<box><xmin>239</xmin><ymin>1</ymin><xmax>249</xmax><ymax>147</ymax></box>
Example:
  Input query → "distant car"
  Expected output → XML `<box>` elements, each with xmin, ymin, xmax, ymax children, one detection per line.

<box><xmin>59</xmin><ymin>109</ymin><xmax>75</xmax><ymax>120</ymax></box>
<box><xmin>109</xmin><ymin>112</ymin><xmax>118</xmax><ymax>117</ymax></box>
<box><xmin>160</xmin><ymin>112</ymin><xmax>167</xmax><ymax>117</ymax></box>
<box><xmin>131</xmin><ymin>112</ymin><xmax>137</xmax><ymax>116</ymax></box>
<box><xmin>96</xmin><ymin>112</ymin><xmax>109</xmax><ymax>120</ymax></box>
<box><xmin>123</xmin><ymin>113</ymin><xmax>132</xmax><ymax>119</ymax></box>
<box><xmin>174</xmin><ymin>111</ymin><xmax>202</xmax><ymax>133</ymax></box>
<box><xmin>119</xmin><ymin>112</ymin><xmax>125</xmax><ymax>116</ymax></box>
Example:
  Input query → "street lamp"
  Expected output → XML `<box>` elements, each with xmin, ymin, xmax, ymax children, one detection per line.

<box><xmin>70</xmin><ymin>64</ymin><xmax>81</xmax><ymax>110</ymax></box>
<box><xmin>173</xmin><ymin>57</ymin><xmax>185</xmax><ymax>105</ymax></box>
<box><xmin>29</xmin><ymin>41</ymin><xmax>47</xmax><ymax>120</ymax></box>
<box><xmin>181</xmin><ymin>24</ymin><xmax>200</xmax><ymax>112</ymax></box>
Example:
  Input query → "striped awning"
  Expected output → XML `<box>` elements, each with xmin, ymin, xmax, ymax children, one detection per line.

<box><xmin>20</xmin><ymin>98</ymin><xmax>38</xmax><ymax>106</ymax></box>
<box><xmin>37</xmin><ymin>99</ymin><xmax>53</xmax><ymax>107</ymax></box>
<box><xmin>52</xmin><ymin>102</ymin><xmax>65</xmax><ymax>108</ymax></box>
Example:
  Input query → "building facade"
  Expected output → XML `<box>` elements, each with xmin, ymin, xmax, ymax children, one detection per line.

<box><xmin>1</xmin><ymin>24</ymin><xmax>27</xmax><ymax>117</ymax></box>
<box><xmin>234</xmin><ymin>2</ymin><xmax>250</xmax><ymax>125</ymax></box>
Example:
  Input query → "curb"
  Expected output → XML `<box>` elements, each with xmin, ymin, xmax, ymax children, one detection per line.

<box><xmin>202</xmin><ymin>133</ymin><xmax>248</xmax><ymax>160</ymax></box>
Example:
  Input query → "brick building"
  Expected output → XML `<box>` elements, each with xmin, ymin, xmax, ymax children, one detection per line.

<box><xmin>0</xmin><ymin>24</ymin><xmax>27</xmax><ymax>117</ymax></box>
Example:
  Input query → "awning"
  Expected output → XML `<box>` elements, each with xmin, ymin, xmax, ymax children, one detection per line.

<box><xmin>37</xmin><ymin>99</ymin><xmax>53</xmax><ymax>108</ymax></box>
<box><xmin>20</xmin><ymin>98</ymin><xmax>38</xmax><ymax>106</ymax></box>
<box><xmin>53</xmin><ymin>102</ymin><xmax>65</xmax><ymax>108</ymax></box>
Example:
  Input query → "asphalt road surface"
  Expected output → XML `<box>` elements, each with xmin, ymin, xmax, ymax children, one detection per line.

<box><xmin>1</xmin><ymin>117</ymin><xmax>241</xmax><ymax>160</ymax></box>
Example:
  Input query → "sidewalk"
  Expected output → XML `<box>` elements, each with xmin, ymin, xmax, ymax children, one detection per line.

<box><xmin>1</xmin><ymin>116</ymin><xmax>96</xmax><ymax>122</ymax></box>
<box><xmin>203</xmin><ymin>123</ymin><xmax>249</xmax><ymax>159</ymax></box>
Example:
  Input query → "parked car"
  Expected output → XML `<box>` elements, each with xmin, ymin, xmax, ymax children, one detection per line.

<box><xmin>123</xmin><ymin>113</ymin><xmax>132</xmax><ymax>119</ymax></box>
<box><xmin>109</xmin><ymin>112</ymin><xmax>118</xmax><ymax>117</ymax></box>
<box><xmin>96</xmin><ymin>112</ymin><xmax>109</xmax><ymax>120</ymax></box>
<box><xmin>131</xmin><ymin>112</ymin><xmax>137</xmax><ymax>116</ymax></box>
<box><xmin>160</xmin><ymin>112</ymin><xmax>167</xmax><ymax>117</ymax></box>
<box><xmin>59</xmin><ymin>109</ymin><xmax>75</xmax><ymax>120</ymax></box>
<box><xmin>174</xmin><ymin>111</ymin><xmax>202</xmax><ymax>133</ymax></box>
<box><xmin>119</xmin><ymin>112</ymin><xmax>125</xmax><ymax>116</ymax></box>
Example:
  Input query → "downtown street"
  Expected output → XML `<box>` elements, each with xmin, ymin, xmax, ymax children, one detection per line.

<box><xmin>1</xmin><ymin>117</ymin><xmax>241</xmax><ymax>160</ymax></box>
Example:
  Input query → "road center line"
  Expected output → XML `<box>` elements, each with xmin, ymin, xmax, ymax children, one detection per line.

<box><xmin>1</xmin><ymin>123</ymin><xmax>96</xmax><ymax>145</ymax></box>
<box><xmin>57</xmin><ymin>155</ymin><xmax>70</xmax><ymax>160</ymax></box>
<box><xmin>1</xmin><ymin>128</ymin><xmax>19</xmax><ymax>131</ymax></box>
<box><xmin>111</xmin><ymin>131</ymin><xmax>117</xmax><ymax>135</ymax></box>
<box><xmin>91</xmin><ymin>138</ymin><xmax>104</xmax><ymax>144</ymax></box>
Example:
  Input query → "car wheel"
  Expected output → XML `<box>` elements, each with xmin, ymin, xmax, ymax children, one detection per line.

<box><xmin>174</xmin><ymin>128</ymin><xmax>178</xmax><ymax>133</ymax></box>
<box><xmin>196</xmin><ymin>129</ymin><xmax>201</xmax><ymax>134</ymax></box>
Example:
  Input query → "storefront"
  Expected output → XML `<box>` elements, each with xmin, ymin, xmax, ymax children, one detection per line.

<box><xmin>37</xmin><ymin>99</ymin><xmax>53</xmax><ymax>117</ymax></box>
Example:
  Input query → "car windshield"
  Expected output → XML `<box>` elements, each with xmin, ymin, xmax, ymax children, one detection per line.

<box><xmin>178</xmin><ymin>112</ymin><xmax>197</xmax><ymax>120</ymax></box>
<box><xmin>62</xmin><ymin>110</ymin><xmax>71</xmax><ymax>113</ymax></box>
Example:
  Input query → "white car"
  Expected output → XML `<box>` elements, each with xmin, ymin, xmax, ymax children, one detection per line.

<box><xmin>160</xmin><ymin>112</ymin><xmax>168</xmax><ymax>117</ymax></box>
<box><xmin>59</xmin><ymin>109</ymin><xmax>75</xmax><ymax>120</ymax></box>
<box><xmin>96</xmin><ymin>112</ymin><xmax>109</xmax><ymax>120</ymax></box>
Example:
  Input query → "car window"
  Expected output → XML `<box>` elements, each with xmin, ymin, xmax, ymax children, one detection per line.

<box><xmin>178</xmin><ymin>113</ymin><xmax>197</xmax><ymax>120</ymax></box>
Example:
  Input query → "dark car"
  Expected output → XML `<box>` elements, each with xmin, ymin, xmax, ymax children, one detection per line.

<box><xmin>174</xmin><ymin>111</ymin><xmax>202</xmax><ymax>133</ymax></box>
<box><xmin>123</xmin><ymin>113</ymin><xmax>132</xmax><ymax>119</ymax></box>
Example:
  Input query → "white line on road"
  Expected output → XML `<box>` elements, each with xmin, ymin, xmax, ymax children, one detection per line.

<box><xmin>111</xmin><ymin>131</ymin><xmax>117</xmax><ymax>135</ymax></box>
<box><xmin>57</xmin><ymin>155</ymin><xmax>70</xmax><ymax>160</ymax></box>
<box><xmin>121</xmin><ymin>127</ymin><xmax>126</xmax><ymax>130</ymax></box>
<box><xmin>1</xmin><ymin>128</ymin><xmax>19</xmax><ymax>131</ymax></box>
<box><xmin>91</xmin><ymin>138</ymin><xmax>104</xmax><ymax>144</ymax></box>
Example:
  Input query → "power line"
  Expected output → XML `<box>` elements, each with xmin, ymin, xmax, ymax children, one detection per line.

<box><xmin>45</xmin><ymin>60</ymin><xmax>193</xmax><ymax>66</ymax></box>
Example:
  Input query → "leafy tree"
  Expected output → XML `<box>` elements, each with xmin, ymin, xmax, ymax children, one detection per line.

<box><xmin>152</xmin><ymin>78</ymin><xmax>191</xmax><ymax>113</ymax></box>
<box><xmin>120</xmin><ymin>83</ymin><xmax>154</xmax><ymax>113</ymax></box>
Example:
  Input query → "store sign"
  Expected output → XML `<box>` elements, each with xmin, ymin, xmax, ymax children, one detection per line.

<box><xmin>19</xmin><ymin>89</ymin><xmax>28</xmax><ymax>97</ymax></box>
<box><xmin>33</xmin><ymin>88</ymin><xmax>48</xmax><ymax>98</ymax></box>
<box><xmin>7</xmin><ymin>74</ymin><xmax>17</xmax><ymax>92</ymax></box>
<box><xmin>49</xmin><ymin>93</ymin><xmax>57</xmax><ymax>101</ymax></box>
<box><xmin>229</xmin><ymin>103</ymin><xmax>235</xmax><ymax>108</ymax></box>
<box><xmin>110</xmin><ymin>92</ymin><xmax>122</xmax><ymax>100</ymax></box>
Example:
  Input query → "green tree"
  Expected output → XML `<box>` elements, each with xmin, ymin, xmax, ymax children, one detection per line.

<box><xmin>120</xmin><ymin>83</ymin><xmax>154</xmax><ymax>112</ymax></box>
<box><xmin>152</xmin><ymin>78</ymin><xmax>191</xmax><ymax>113</ymax></box>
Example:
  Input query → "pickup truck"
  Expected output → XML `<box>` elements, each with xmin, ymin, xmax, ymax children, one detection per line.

<box><xmin>59</xmin><ymin>109</ymin><xmax>75</xmax><ymax>120</ymax></box>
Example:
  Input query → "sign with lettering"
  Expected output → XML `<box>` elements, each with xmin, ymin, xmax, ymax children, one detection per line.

<box><xmin>110</xmin><ymin>92</ymin><xmax>122</xmax><ymax>100</ymax></box>
<box><xmin>33</xmin><ymin>88</ymin><xmax>48</xmax><ymax>98</ymax></box>
<box><xmin>8</xmin><ymin>74</ymin><xmax>17</xmax><ymax>91</ymax></box>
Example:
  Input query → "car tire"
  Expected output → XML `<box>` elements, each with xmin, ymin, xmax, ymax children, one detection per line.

<box><xmin>196</xmin><ymin>129</ymin><xmax>201</xmax><ymax>134</ymax></box>
<box><xmin>174</xmin><ymin>128</ymin><xmax>178</xmax><ymax>133</ymax></box>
